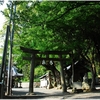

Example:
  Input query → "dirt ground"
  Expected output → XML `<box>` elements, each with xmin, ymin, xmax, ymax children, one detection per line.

<box><xmin>4</xmin><ymin>85</ymin><xmax>100</xmax><ymax>99</ymax></box>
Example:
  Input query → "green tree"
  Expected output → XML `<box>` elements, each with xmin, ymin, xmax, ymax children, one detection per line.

<box><xmin>2</xmin><ymin>1</ymin><xmax>100</xmax><ymax>91</ymax></box>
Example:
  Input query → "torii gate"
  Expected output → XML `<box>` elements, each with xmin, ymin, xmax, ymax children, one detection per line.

<box><xmin>20</xmin><ymin>46</ymin><xmax>70</xmax><ymax>95</ymax></box>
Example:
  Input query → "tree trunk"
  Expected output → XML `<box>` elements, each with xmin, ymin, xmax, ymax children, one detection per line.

<box><xmin>52</xmin><ymin>70</ymin><xmax>57</xmax><ymax>87</ymax></box>
<box><xmin>91</xmin><ymin>63</ymin><xmax>96</xmax><ymax>91</ymax></box>
<box><xmin>43</xmin><ymin>63</ymin><xmax>60</xmax><ymax>87</ymax></box>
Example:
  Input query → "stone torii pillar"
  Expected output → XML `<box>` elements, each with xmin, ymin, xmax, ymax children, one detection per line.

<box><xmin>59</xmin><ymin>55</ymin><xmax>67</xmax><ymax>93</ymax></box>
<box><xmin>26</xmin><ymin>54</ymin><xmax>35</xmax><ymax>95</ymax></box>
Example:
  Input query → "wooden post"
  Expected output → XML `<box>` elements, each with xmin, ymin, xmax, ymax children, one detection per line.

<box><xmin>27</xmin><ymin>54</ymin><xmax>35</xmax><ymax>95</ymax></box>
<box><xmin>59</xmin><ymin>55</ymin><xmax>67</xmax><ymax>93</ymax></box>
<box><xmin>7</xmin><ymin>2</ymin><xmax>16</xmax><ymax>96</ymax></box>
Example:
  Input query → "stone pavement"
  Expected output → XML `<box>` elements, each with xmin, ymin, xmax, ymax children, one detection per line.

<box><xmin>5</xmin><ymin>85</ymin><xmax>100</xmax><ymax>99</ymax></box>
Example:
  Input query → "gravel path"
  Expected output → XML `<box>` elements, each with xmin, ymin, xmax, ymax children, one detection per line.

<box><xmin>4</xmin><ymin>85</ymin><xmax>100</xmax><ymax>99</ymax></box>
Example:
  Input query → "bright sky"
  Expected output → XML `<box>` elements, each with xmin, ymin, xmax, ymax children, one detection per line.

<box><xmin>0</xmin><ymin>1</ymin><xmax>8</xmax><ymax>56</ymax></box>
<box><xmin>0</xmin><ymin>0</ymin><xmax>8</xmax><ymax>30</ymax></box>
